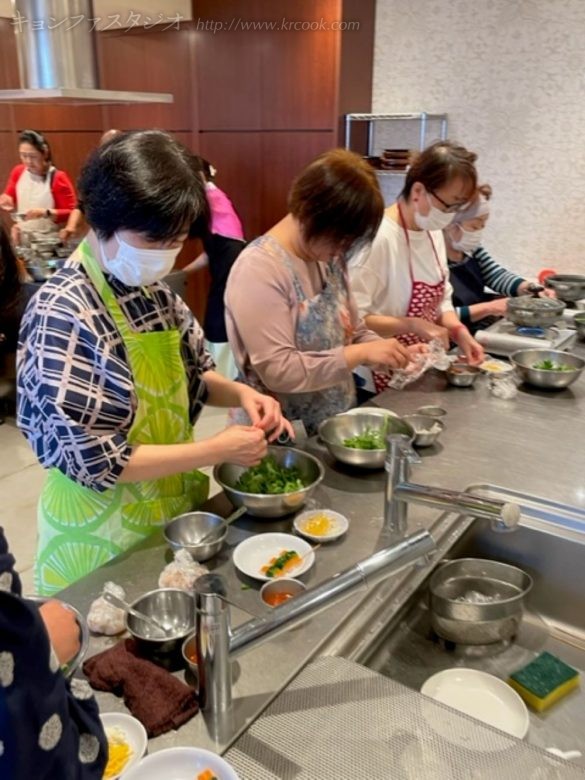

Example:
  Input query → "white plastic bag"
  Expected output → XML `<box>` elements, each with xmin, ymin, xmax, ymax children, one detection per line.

<box><xmin>87</xmin><ymin>581</ymin><xmax>126</xmax><ymax>635</ymax></box>
<box><xmin>386</xmin><ymin>339</ymin><xmax>451</xmax><ymax>390</ymax></box>
<box><xmin>158</xmin><ymin>549</ymin><xmax>208</xmax><ymax>590</ymax></box>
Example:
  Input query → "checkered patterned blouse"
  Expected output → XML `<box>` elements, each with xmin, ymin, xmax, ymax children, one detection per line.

<box><xmin>17</xmin><ymin>259</ymin><xmax>214</xmax><ymax>492</ymax></box>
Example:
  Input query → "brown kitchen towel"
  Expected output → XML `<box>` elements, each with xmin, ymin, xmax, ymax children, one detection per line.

<box><xmin>82</xmin><ymin>638</ymin><xmax>198</xmax><ymax>737</ymax></box>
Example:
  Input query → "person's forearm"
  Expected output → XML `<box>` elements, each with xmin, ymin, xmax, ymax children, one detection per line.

<box><xmin>183</xmin><ymin>252</ymin><xmax>209</xmax><ymax>274</ymax></box>
<box><xmin>203</xmin><ymin>370</ymin><xmax>245</xmax><ymax>407</ymax></box>
<box><xmin>468</xmin><ymin>301</ymin><xmax>501</xmax><ymax>322</ymax></box>
<box><xmin>364</xmin><ymin>314</ymin><xmax>414</xmax><ymax>338</ymax></box>
<box><xmin>118</xmin><ymin>439</ymin><xmax>224</xmax><ymax>482</ymax></box>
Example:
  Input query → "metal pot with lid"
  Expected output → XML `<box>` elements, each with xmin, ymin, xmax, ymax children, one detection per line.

<box><xmin>544</xmin><ymin>275</ymin><xmax>585</xmax><ymax>303</ymax></box>
<box><xmin>506</xmin><ymin>296</ymin><xmax>565</xmax><ymax>327</ymax></box>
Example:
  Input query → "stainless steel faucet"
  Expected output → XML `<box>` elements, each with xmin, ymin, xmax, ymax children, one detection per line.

<box><xmin>194</xmin><ymin>529</ymin><xmax>436</xmax><ymax>742</ymax></box>
<box><xmin>384</xmin><ymin>434</ymin><xmax>520</xmax><ymax>539</ymax></box>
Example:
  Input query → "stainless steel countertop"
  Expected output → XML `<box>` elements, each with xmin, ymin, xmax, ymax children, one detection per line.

<box><xmin>58</xmin><ymin>346</ymin><xmax>585</xmax><ymax>755</ymax></box>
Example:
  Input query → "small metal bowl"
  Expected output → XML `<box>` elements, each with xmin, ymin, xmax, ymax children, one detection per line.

<box><xmin>318</xmin><ymin>411</ymin><xmax>414</xmax><ymax>469</ymax></box>
<box><xmin>164</xmin><ymin>511</ymin><xmax>227</xmax><ymax>562</ymax></box>
<box><xmin>574</xmin><ymin>313</ymin><xmax>585</xmax><ymax>341</ymax></box>
<box><xmin>511</xmin><ymin>349</ymin><xmax>585</xmax><ymax>390</ymax></box>
<box><xmin>415</xmin><ymin>405</ymin><xmax>447</xmax><ymax>418</ymax></box>
<box><xmin>125</xmin><ymin>588</ymin><xmax>194</xmax><ymax>659</ymax></box>
<box><xmin>260</xmin><ymin>578</ymin><xmax>307</xmax><ymax>607</ymax></box>
<box><xmin>544</xmin><ymin>274</ymin><xmax>585</xmax><ymax>303</ymax></box>
<box><xmin>446</xmin><ymin>363</ymin><xmax>481</xmax><ymax>387</ymax></box>
<box><xmin>181</xmin><ymin>632</ymin><xmax>198</xmax><ymax>687</ymax></box>
<box><xmin>401</xmin><ymin>414</ymin><xmax>444</xmax><ymax>448</ymax></box>
<box><xmin>29</xmin><ymin>596</ymin><xmax>89</xmax><ymax>678</ymax></box>
<box><xmin>213</xmin><ymin>446</ymin><xmax>324</xmax><ymax>518</ymax></box>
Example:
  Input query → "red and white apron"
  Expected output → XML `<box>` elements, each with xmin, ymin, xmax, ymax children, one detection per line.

<box><xmin>373</xmin><ymin>204</ymin><xmax>446</xmax><ymax>394</ymax></box>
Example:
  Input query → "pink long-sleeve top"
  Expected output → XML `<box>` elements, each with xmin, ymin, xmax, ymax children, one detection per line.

<box><xmin>224</xmin><ymin>237</ymin><xmax>379</xmax><ymax>394</ymax></box>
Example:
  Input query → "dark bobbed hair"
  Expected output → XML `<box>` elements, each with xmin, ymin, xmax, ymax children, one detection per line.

<box><xmin>288</xmin><ymin>149</ymin><xmax>384</xmax><ymax>255</ymax></box>
<box><xmin>402</xmin><ymin>140</ymin><xmax>478</xmax><ymax>202</ymax></box>
<box><xmin>18</xmin><ymin>129</ymin><xmax>52</xmax><ymax>161</ymax></box>
<box><xmin>0</xmin><ymin>223</ymin><xmax>21</xmax><ymax>315</ymax></box>
<box><xmin>78</xmin><ymin>130</ymin><xmax>208</xmax><ymax>242</ymax></box>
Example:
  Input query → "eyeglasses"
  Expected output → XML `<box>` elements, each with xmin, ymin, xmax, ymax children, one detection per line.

<box><xmin>427</xmin><ymin>188</ymin><xmax>468</xmax><ymax>214</ymax></box>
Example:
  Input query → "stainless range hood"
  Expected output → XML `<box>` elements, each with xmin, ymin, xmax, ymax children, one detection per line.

<box><xmin>0</xmin><ymin>0</ymin><xmax>173</xmax><ymax>104</ymax></box>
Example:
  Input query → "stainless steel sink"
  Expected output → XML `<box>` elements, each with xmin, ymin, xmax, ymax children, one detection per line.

<box><xmin>351</xmin><ymin>486</ymin><xmax>585</xmax><ymax>763</ymax></box>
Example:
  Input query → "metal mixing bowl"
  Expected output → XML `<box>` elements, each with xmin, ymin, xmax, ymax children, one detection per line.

<box><xmin>544</xmin><ymin>274</ymin><xmax>585</xmax><ymax>302</ymax></box>
<box><xmin>429</xmin><ymin>558</ymin><xmax>533</xmax><ymax>645</ymax></box>
<box><xmin>445</xmin><ymin>363</ymin><xmax>481</xmax><ymax>387</ymax></box>
<box><xmin>511</xmin><ymin>348</ymin><xmax>585</xmax><ymax>390</ymax></box>
<box><xmin>401</xmin><ymin>414</ymin><xmax>444</xmax><ymax>448</ymax></box>
<box><xmin>125</xmin><ymin>588</ymin><xmax>194</xmax><ymax>658</ymax></box>
<box><xmin>29</xmin><ymin>596</ymin><xmax>89</xmax><ymax>678</ymax></box>
<box><xmin>506</xmin><ymin>296</ymin><xmax>565</xmax><ymax>327</ymax></box>
<box><xmin>213</xmin><ymin>446</ymin><xmax>324</xmax><ymax>518</ymax></box>
<box><xmin>318</xmin><ymin>411</ymin><xmax>414</xmax><ymax>469</ymax></box>
<box><xmin>574</xmin><ymin>313</ymin><xmax>585</xmax><ymax>341</ymax></box>
<box><xmin>164</xmin><ymin>511</ymin><xmax>227</xmax><ymax>562</ymax></box>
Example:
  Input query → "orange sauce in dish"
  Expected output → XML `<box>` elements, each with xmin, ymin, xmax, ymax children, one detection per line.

<box><xmin>263</xmin><ymin>591</ymin><xmax>295</xmax><ymax>607</ymax></box>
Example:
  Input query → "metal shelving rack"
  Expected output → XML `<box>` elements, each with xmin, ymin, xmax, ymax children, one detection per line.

<box><xmin>344</xmin><ymin>112</ymin><xmax>448</xmax><ymax>155</ymax></box>
<box><xmin>344</xmin><ymin>112</ymin><xmax>448</xmax><ymax>203</ymax></box>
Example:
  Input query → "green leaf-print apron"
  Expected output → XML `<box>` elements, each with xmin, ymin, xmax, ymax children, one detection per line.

<box><xmin>34</xmin><ymin>242</ymin><xmax>209</xmax><ymax>595</ymax></box>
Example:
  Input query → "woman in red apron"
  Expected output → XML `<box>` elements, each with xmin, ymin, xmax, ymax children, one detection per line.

<box><xmin>349</xmin><ymin>140</ymin><xmax>485</xmax><ymax>393</ymax></box>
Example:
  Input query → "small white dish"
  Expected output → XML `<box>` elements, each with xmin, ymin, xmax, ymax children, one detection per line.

<box><xmin>99</xmin><ymin>712</ymin><xmax>147</xmax><ymax>779</ymax></box>
<box><xmin>233</xmin><ymin>532</ymin><xmax>315</xmax><ymax>581</ymax></box>
<box><xmin>293</xmin><ymin>509</ymin><xmax>349</xmax><ymax>543</ymax></box>
<box><xmin>122</xmin><ymin>746</ymin><xmax>239</xmax><ymax>780</ymax></box>
<box><xmin>421</xmin><ymin>668</ymin><xmax>529</xmax><ymax>739</ymax></box>
<box><xmin>479</xmin><ymin>357</ymin><xmax>515</xmax><ymax>376</ymax></box>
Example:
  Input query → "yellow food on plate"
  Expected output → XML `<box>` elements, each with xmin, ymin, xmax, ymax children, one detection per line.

<box><xmin>103</xmin><ymin>726</ymin><xmax>133</xmax><ymax>778</ymax></box>
<box><xmin>302</xmin><ymin>513</ymin><xmax>334</xmax><ymax>537</ymax></box>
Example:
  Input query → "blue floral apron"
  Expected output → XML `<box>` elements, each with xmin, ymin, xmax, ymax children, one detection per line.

<box><xmin>234</xmin><ymin>236</ymin><xmax>356</xmax><ymax>435</ymax></box>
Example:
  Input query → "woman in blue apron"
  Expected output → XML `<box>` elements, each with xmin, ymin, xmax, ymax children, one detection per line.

<box><xmin>225</xmin><ymin>149</ymin><xmax>413</xmax><ymax>436</ymax></box>
<box><xmin>17</xmin><ymin>131</ymin><xmax>291</xmax><ymax>595</ymax></box>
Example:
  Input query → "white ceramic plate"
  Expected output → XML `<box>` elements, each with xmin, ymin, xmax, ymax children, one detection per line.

<box><xmin>99</xmin><ymin>712</ymin><xmax>147</xmax><ymax>779</ymax></box>
<box><xmin>421</xmin><ymin>668</ymin><xmax>529</xmax><ymax>739</ymax></box>
<box><xmin>293</xmin><ymin>509</ymin><xmax>349</xmax><ymax>543</ymax></box>
<box><xmin>122</xmin><ymin>746</ymin><xmax>239</xmax><ymax>780</ymax></box>
<box><xmin>479</xmin><ymin>357</ymin><xmax>515</xmax><ymax>375</ymax></box>
<box><xmin>233</xmin><ymin>532</ymin><xmax>315</xmax><ymax>581</ymax></box>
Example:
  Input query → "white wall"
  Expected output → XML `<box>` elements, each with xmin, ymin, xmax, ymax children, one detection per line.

<box><xmin>373</xmin><ymin>0</ymin><xmax>585</xmax><ymax>278</ymax></box>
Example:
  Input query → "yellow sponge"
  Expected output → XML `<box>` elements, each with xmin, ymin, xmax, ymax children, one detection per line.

<box><xmin>508</xmin><ymin>651</ymin><xmax>580</xmax><ymax>712</ymax></box>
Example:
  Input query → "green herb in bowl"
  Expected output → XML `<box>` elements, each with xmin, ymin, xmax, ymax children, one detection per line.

<box><xmin>532</xmin><ymin>360</ymin><xmax>574</xmax><ymax>372</ymax></box>
<box><xmin>343</xmin><ymin>426</ymin><xmax>385</xmax><ymax>450</ymax></box>
<box><xmin>235</xmin><ymin>456</ymin><xmax>307</xmax><ymax>494</ymax></box>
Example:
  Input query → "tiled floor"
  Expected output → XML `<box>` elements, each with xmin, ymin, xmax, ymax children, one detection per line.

<box><xmin>0</xmin><ymin>405</ymin><xmax>228</xmax><ymax>594</ymax></box>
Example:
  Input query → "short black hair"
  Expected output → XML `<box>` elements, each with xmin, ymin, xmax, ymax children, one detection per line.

<box><xmin>0</xmin><ymin>223</ymin><xmax>21</xmax><ymax>316</ymax></box>
<box><xmin>18</xmin><ymin>129</ymin><xmax>51</xmax><ymax>160</ymax></box>
<box><xmin>78</xmin><ymin>130</ymin><xmax>207</xmax><ymax>242</ymax></box>
<box><xmin>402</xmin><ymin>140</ymin><xmax>477</xmax><ymax>201</ymax></box>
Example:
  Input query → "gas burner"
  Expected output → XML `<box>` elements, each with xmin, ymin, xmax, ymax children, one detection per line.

<box><xmin>430</xmin><ymin>630</ymin><xmax>512</xmax><ymax>658</ymax></box>
<box><xmin>476</xmin><ymin>318</ymin><xmax>577</xmax><ymax>356</ymax></box>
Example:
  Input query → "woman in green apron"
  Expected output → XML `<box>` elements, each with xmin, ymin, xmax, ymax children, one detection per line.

<box><xmin>17</xmin><ymin>131</ymin><xmax>291</xmax><ymax>596</ymax></box>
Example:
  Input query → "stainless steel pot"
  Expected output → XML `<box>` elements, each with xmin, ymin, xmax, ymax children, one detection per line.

<box><xmin>545</xmin><ymin>274</ymin><xmax>585</xmax><ymax>303</ymax></box>
<box><xmin>506</xmin><ymin>296</ymin><xmax>565</xmax><ymax>327</ymax></box>
<box><xmin>429</xmin><ymin>558</ymin><xmax>533</xmax><ymax>645</ymax></box>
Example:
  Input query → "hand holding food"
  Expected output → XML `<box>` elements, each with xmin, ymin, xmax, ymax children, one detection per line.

<box><xmin>238</xmin><ymin>386</ymin><xmax>295</xmax><ymax>442</ymax></box>
<box><xmin>211</xmin><ymin>425</ymin><xmax>267</xmax><ymax>467</ymax></box>
<box><xmin>363</xmin><ymin>338</ymin><xmax>411</xmax><ymax>369</ymax></box>
<box><xmin>24</xmin><ymin>207</ymin><xmax>49</xmax><ymax>220</ymax></box>
<box><xmin>410</xmin><ymin>318</ymin><xmax>450</xmax><ymax>350</ymax></box>
<box><xmin>38</xmin><ymin>599</ymin><xmax>80</xmax><ymax>665</ymax></box>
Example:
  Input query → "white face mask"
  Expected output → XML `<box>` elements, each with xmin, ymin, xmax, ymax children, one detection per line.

<box><xmin>100</xmin><ymin>233</ymin><xmax>180</xmax><ymax>287</ymax></box>
<box><xmin>414</xmin><ymin>191</ymin><xmax>456</xmax><ymax>231</ymax></box>
<box><xmin>451</xmin><ymin>226</ymin><xmax>483</xmax><ymax>254</ymax></box>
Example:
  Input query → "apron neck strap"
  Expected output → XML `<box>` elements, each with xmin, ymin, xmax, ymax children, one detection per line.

<box><xmin>397</xmin><ymin>201</ymin><xmax>446</xmax><ymax>283</ymax></box>
<box><xmin>78</xmin><ymin>240</ymin><xmax>134</xmax><ymax>340</ymax></box>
